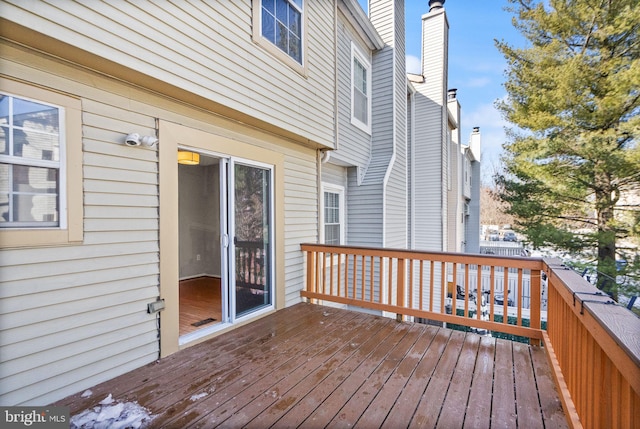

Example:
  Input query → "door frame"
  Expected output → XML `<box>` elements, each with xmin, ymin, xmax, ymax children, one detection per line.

<box><xmin>159</xmin><ymin>120</ymin><xmax>285</xmax><ymax>357</ymax></box>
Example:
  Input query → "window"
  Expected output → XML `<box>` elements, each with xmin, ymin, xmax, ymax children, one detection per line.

<box><xmin>321</xmin><ymin>184</ymin><xmax>345</xmax><ymax>245</ymax></box>
<box><xmin>258</xmin><ymin>0</ymin><xmax>303</xmax><ymax>65</ymax></box>
<box><xmin>1</xmin><ymin>95</ymin><xmax>62</xmax><ymax>227</ymax></box>
<box><xmin>351</xmin><ymin>43</ymin><xmax>371</xmax><ymax>133</ymax></box>
<box><xmin>0</xmin><ymin>79</ymin><xmax>82</xmax><ymax>247</ymax></box>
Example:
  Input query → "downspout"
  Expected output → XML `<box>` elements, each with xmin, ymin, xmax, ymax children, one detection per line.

<box><xmin>408</xmin><ymin>84</ymin><xmax>416</xmax><ymax>249</ymax></box>
<box><xmin>318</xmin><ymin>0</ymin><xmax>340</xmax><ymax>243</ymax></box>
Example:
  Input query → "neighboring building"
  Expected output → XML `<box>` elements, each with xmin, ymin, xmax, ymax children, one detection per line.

<box><xmin>0</xmin><ymin>0</ymin><xmax>479</xmax><ymax>406</ymax></box>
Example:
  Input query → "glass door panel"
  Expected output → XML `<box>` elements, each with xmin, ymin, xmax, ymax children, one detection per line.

<box><xmin>233</xmin><ymin>162</ymin><xmax>272</xmax><ymax>317</ymax></box>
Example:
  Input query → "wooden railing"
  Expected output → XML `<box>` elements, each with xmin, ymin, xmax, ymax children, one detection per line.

<box><xmin>543</xmin><ymin>260</ymin><xmax>640</xmax><ymax>429</ymax></box>
<box><xmin>301</xmin><ymin>244</ymin><xmax>640</xmax><ymax>429</ymax></box>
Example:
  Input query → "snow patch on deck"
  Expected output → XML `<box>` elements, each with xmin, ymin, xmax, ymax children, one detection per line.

<box><xmin>70</xmin><ymin>394</ymin><xmax>154</xmax><ymax>429</ymax></box>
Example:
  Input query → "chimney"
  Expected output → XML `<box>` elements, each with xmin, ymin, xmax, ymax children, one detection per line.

<box><xmin>429</xmin><ymin>0</ymin><xmax>445</xmax><ymax>11</ymax></box>
<box><xmin>470</xmin><ymin>127</ymin><xmax>481</xmax><ymax>161</ymax></box>
<box><xmin>447</xmin><ymin>88</ymin><xmax>457</xmax><ymax>100</ymax></box>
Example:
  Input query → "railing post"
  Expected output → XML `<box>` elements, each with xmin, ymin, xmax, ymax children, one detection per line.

<box><xmin>305</xmin><ymin>249</ymin><xmax>315</xmax><ymax>303</ymax></box>
<box><xmin>397</xmin><ymin>258</ymin><xmax>405</xmax><ymax>322</ymax></box>
<box><xmin>530</xmin><ymin>267</ymin><xmax>542</xmax><ymax>346</ymax></box>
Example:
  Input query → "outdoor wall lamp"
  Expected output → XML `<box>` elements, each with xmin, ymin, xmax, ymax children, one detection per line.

<box><xmin>124</xmin><ymin>133</ymin><xmax>158</xmax><ymax>147</ymax></box>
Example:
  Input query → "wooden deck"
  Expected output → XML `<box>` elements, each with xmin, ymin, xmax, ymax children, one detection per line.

<box><xmin>57</xmin><ymin>303</ymin><xmax>568</xmax><ymax>428</ymax></box>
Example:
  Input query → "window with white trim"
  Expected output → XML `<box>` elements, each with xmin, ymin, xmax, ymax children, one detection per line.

<box><xmin>351</xmin><ymin>42</ymin><xmax>371</xmax><ymax>134</ymax></box>
<box><xmin>260</xmin><ymin>0</ymin><xmax>303</xmax><ymax>64</ymax></box>
<box><xmin>321</xmin><ymin>184</ymin><xmax>345</xmax><ymax>245</ymax></box>
<box><xmin>0</xmin><ymin>78</ymin><xmax>83</xmax><ymax>248</ymax></box>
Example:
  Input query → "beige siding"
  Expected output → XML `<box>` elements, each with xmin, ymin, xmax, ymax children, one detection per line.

<box><xmin>0</xmin><ymin>70</ymin><xmax>160</xmax><ymax>406</ymax></box>
<box><xmin>0</xmin><ymin>0</ymin><xmax>336</xmax><ymax>147</ymax></box>
<box><xmin>0</xmin><ymin>33</ymin><xmax>319</xmax><ymax>404</ymax></box>
<box><xmin>283</xmin><ymin>150</ymin><xmax>318</xmax><ymax>307</ymax></box>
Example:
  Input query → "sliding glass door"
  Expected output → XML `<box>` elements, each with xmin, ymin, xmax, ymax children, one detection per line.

<box><xmin>231</xmin><ymin>161</ymin><xmax>273</xmax><ymax>318</ymax></box>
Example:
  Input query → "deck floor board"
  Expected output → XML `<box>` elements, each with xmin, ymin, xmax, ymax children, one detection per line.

<box><xmin>56</xmin><ymin>303</ymin><xmax>568</xmax><ymax>428</ymax></box>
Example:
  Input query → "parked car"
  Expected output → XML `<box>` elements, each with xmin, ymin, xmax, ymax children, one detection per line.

<box><xmin>503</xmin><ymin>231</ymin><xmax>517</xmax><ymax>242</ymax></box>
<box><xmin>488</xmin><ymin>232</ymin><xmax>500</xmax><ymax>241</ymax></box>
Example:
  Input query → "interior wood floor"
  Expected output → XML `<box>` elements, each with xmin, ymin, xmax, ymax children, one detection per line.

<box><xmin>179</xmin><ymin>276</ymin><xmax>222</xmax><ymax>336</ymax></box>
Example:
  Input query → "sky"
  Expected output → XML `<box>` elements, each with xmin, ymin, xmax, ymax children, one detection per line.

<box><xmin>358</xmin><ymin>0</ymin><xmax>526</xmax><ymax>182</ymax></box>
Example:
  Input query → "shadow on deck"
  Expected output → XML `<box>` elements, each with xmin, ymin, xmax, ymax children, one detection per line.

<box><xmin>57</xmin><ymin>303</ymin><xmax>567</xmax><ymax>428</ymax></box>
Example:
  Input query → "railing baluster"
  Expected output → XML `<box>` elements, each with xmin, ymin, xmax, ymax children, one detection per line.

<box><xmin>530</xmin><ymin>268</ymin><xmax>541</xmax><ymax>346</ymax></box>
<box><xmin>408</xmin><ymin>259</ymin><xmax>414</xmax><ymax>311</ymax></box>
<box><xmin>418</xmin><ymin>260</ymin><xmax>424</xmax><ymax>312</ymax></box>
<box><xmin>361</xmin><ymin>254</ymin><xmax>365</xmax><ymax>301</ymax></box>
<box><xmin>429</xmin><ymin>260</ymin><xmax>434</xmax><ymax>313</ymax></box>
<box><xmin>464</xmin><ymin>263</ymin><xmax>470</xmax><ymax>319</ymax></box>
<box><xmin>440</xmin><ymin>261</ymin><xmax>446</xmax><ymax>314</ymax></box>
<box><xmin>517</xmin><ymin>268</ymin><xmax>523</xmax><ymax>327</ymax></box>
<box><xmin>476</xmin><ymin>264</ymin><xmax>482</xmax><ymax>321</ymax></box>
<box><xmin>490</xmin><ymin>265</ymin><xmax>495</xmax><ymax>322</ymax></box>
<box><xmin>503</xmin><ymin>267</ymin><xmax>509</xmax><ymax>326</ymax></box>
<box><xmin>451</xmin><ymin>262</ymin><xmax>458</xmax><ymax>318</ymax></box>
<box><xmin>397</xmin><ymin>258</ymin><xmax>405</xmax><ymax>321</ymax></box>
<box><xmin>344</xmin><ymin>253</ymin><xmax>349</xmax><ymax>299</ymax></box>
<box><xmin>388</xmin><ymin>257</ymin><xmax>393</xmax><ymax>306</ymax></box>
<box><xmin>369</xmin><ymin>255</ymin><xmax>374</xmax><ymax>302</ymax></box>
<box><xmin>329</xmin><ymin>253</ymin><xmax>335</xmax><ymax>296</ymax></box>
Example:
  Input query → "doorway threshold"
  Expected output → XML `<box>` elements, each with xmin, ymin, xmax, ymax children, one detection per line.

<box><xmin>179</xmin><ymin>321</ymin><xmax>232</xmax><ymax>346</ymax></box>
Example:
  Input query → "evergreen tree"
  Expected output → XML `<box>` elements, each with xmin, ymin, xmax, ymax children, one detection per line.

<box><xmin>495</xmin><ymin>0</ymin><xmax>640</xmax><ymax>300</ymax></box>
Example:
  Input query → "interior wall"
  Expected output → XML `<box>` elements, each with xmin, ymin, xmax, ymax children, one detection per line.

<box><xmin>178</xmin><ymin>161</ymin><xmax>221</xmax><ymax>279</ymax></box>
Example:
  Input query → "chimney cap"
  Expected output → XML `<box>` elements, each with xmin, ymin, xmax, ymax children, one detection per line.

<box><xmin>429</xmin><ymin>0</ymin><xmax>445</xmax><ymax>11</ymax></box>
<box><xmin>473</xmin><ymin>126</ymin><xmax>480</xmax><ymax>132</ymax></box>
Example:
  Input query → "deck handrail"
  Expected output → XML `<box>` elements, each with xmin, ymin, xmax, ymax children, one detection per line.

<box><xmin>301</xmin><ymin>243</ymin><xmax>640</xmax><ymax>429</ymax></box>
<box><xmin>301</xmin><ymin>243</ymin><xmax>545</xmax><ymax>342</ymax></box>
<box><xmin>543</xmin><ymin>259</ymin><xmax>640</xmax><ymax>429</ymax></box>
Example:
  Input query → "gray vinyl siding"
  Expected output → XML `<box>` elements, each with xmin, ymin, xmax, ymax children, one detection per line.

<box><xmin>334</xmin><ymin>11</ymin><xmax>374</xmax><ymax>174</ymax></box>
<box><xmin>347</xmin><ymin>168</ymin><xmax>383</xmax><ymax>246</ymax></box>
<box><xmin>346</xmin><ymin>0</ymin><xmax>394</xmax><ymax>248</ymax></box>
<box><xmin>321</xmin><ymin>163</ymin><xmax>348</xmax><ymax>189</ymax></box>
<box><xmin>0</xmin><ymin>0</ymin><xmax>335</xmax><ymax>147</ymax></box>
<box><xmin>383</xmin><ymin>0</ymin><xmax>407</xmax><ymax>250</ymax></box>
<box><xmin>411</xmin><ymin>9</ymin><xmax>449</xmax><ymax>252</ymax></box>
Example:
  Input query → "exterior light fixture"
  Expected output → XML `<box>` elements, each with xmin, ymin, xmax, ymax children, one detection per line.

<box><xmin>177</xmin><ymin>150</ymin><xmax>200</xmax><ymax>165</ymax></box>
<box><xmin>124</xmin><ymin>133</ymin><xmax>158</xmax><ymax>147</ymax></box>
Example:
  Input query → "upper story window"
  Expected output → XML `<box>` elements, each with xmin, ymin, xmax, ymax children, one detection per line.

<box><xmin>0</xmin><ymin>94</ymin><xmax>62</xmax><ymax>228</ymax></box>
<box><xmin>0</xmin><ymin>78</ymin><xmax>83</xmax><ymax>248</ymax></box>
<box><xmin>351</xmin><ymin>42</ymin><xmax>371</xmax><ymax>134</ymax></box>
<box><xmin>259</xmin><ymin>0</ymin><xmax>303</xmax><ymax>64</ymax></box>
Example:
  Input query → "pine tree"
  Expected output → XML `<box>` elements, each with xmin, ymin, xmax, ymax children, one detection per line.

<box><xmin>495</xmin><ymin>0</ymin><xmax>640</xmax><ymax>300</ymax></box>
